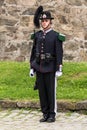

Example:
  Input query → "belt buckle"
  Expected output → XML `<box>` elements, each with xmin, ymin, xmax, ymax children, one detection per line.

<box><xmin>41</xmin><ymin>54</ymin><xmax>45</xmax><ymax>60</ymax></box>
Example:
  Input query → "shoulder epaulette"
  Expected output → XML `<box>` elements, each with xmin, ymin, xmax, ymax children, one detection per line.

<box><xmin>30</xmin><ymin>30</ymin><xmax>42</xmax><ymax>40</ymax></box>
<box><xmin>58</xmin><ymin>33</ymin><xmax>66</xmax><ymax>42</ymax></box>
<box><xmin>30</xmin><ymin>33</ymin><xmax>35</xmax><ymax>40</ymax></box>
<box><xmin>55</xmin><ymin>31</ymin><xmax>65</xmax><ymax>42</ymax></box>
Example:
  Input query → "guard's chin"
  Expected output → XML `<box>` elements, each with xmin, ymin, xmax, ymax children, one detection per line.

<box><xmin>43</xmin><ymin>26</ymin><xmax>48</xmax><ymax>30</ymax></box>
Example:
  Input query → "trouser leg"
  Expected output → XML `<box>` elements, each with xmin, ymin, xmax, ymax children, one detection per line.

<box><xmin>37</xmin><ymin>72</ymin><xmax>56</xmax><ymax>117</ymax></box>
<box><xmin>36</xmin><ymin>72</ymin><xmax>49</xmax><ymax>115</ymax></box>
<box><xmin>44</xmin><ymin>72</ymin><xmax>56</xmax><ymax>117</ymax></box>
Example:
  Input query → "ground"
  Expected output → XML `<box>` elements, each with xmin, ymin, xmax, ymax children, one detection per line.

<box><xmin>0</xmin><ymin>109</ymin><xmax>87</xmax><ymax>130</ymax></box>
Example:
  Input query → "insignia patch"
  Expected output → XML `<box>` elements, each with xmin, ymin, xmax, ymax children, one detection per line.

<box><xmin>30</xmin><ymin>33</ymin><xmax>35</xmax><ymax>40</ymax></box>
<box><xmin>58</xmin><ymin>33</ymin><xmax>66</xmax><ymax>42</ymax></box>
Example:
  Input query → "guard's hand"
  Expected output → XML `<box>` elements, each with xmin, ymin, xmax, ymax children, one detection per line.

<box><xmin>55</xmin><ymin>71</ymin><xmax>62</xmax><ymax>77</ymax></box>
<box><xmin>29</xmin><ymin>69</ymin><xmax>35</xmax><ymax>77</ymax></box>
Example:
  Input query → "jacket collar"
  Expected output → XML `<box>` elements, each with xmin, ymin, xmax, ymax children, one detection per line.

<box><xmin>43</xmin><ymin>28</ymin><xmax>52</xmax><ymax>34</ymax></box>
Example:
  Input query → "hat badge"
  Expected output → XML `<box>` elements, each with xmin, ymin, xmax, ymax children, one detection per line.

<box><xmin>42</xmin><ymin>14</ymin><xmax>47</xmax><ymax>18</ymax></box>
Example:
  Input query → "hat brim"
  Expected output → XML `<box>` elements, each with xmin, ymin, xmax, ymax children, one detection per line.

<box><xmin>39</xmin><ymin>17</ymin><xmax>54</xmax><ymax>20</ymax></box>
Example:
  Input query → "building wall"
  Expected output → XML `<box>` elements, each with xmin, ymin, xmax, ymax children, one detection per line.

<box><xmin>0</xmin><ymin>0</ymin><xmax>87</xmax><ymax>61</ymax></box>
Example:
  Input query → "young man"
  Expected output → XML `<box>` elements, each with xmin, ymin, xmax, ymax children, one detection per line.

<box><xmin>30</xmin><ymin>6</ymin><xmax>65</xmax><ymax>122</ymax></box>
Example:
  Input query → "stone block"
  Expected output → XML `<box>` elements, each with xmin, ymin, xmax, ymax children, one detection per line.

<box><xmin>0</xmin><ymin>16</ymin><xmax>18</xmax><ymax>26</ymax></box>
<box><xmin>17</xmin><ymin>101</ymin><xmax>40</xmax><ymax>109</ymax></box>
<box><xmin>5</xmin><ymin>44</ymin><xmax>17</xmax><ymax>52</ymax></box>
<box><xmin>22</xmin><ymin>8</ymin><xmax>35</xmax><ymax>15</ymax></box>
<box><xmin>15</xmin><ymin>55</ymin><xmax>25</xmax><ymax>62</ymax></box>
<box><xmin>76</xmin><ymin>100</ymin><xmax>87</xmax><ymax>110</ymax></box>
<box><xmin>66</xmin><ymin>0</ymin><xmax>82</xmax><ymax>6</ymax></box>
<box><xmin>84</xmin><ymin>42</ymin><xmax>87</xmax><ymax>48</ymax></box>
<box><xmin>57</xmin><ymin>101</ymin><xmax>76</xmax><ymax>111</ymax></box>
<box><xmin>63</xmin><ymin>54</ymin><xmax>75</xmax><ymax>61</ymax></box>
<box><xmin>20</xmin><ymin>16</ymin><xmax>30</xmax><ymax>27</ymax></box>
<box><xmin>16</xmin><ymin>0</ymin><xmax>36</xmax><ymax>6</ymax></box>
<box><xmin>0</xmin><ymin>0</ymin><xmax>4</xmax><ymax>6</ymax></box>
<box><xmin>0</xmin><ymin>100</ymin><xmax>17</xmax><ymax>108</ymax></box>
<box><xmin>5</xmin><ymin>0</ymin><xmax>17</xmax><ymax>5</ymax></box>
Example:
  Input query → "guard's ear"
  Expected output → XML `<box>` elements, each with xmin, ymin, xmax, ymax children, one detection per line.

<box><xmin>50</xmin><ymin>20</ymin><xmax>52</xmax><ymax>24</ymax></box>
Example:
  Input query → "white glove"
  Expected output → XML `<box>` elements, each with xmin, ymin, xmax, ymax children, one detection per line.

<box><xmin>29</xmin><ymin>69</ymin><xmax>35</xmax><ymax>77</ymax></box>
<box><xmin>55</xmin><ymin>71</ymin><xmax>62</xmax><ymax>77</ymax></box>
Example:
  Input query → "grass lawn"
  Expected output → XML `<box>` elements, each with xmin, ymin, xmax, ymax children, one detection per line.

<box><xmin>0</xmin><ymin>61</ymin><xmax>87</xmax><ymax>101</ymax></box>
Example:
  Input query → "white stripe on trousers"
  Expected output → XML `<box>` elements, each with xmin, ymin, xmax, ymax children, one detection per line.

<box><xmin>54</xmin><ymin>76</ymin><xmax>57</xmax><ymax>114</ymax></box>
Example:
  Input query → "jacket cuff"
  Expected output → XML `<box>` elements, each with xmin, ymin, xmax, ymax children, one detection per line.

<box><xmin>56</xmin><ymin>65</ymin><xmax>62</xmax><ymax>71</ymax></box>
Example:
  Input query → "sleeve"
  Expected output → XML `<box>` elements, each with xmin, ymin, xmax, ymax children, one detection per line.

<box><xmin>55</xmin><ymin>34</ymin><xmax>64</xmax><ymax>71</ymax></box>
<box><xmin>30</xmin><ymin>33</ymin><xmax>36</xmax><ymax>69</ymax></box>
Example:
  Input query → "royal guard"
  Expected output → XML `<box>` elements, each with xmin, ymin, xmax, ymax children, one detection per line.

<box><xmin>30</xmin><ymin>6</ymin><xmax>65</xmax><ymax>122</ymax></box>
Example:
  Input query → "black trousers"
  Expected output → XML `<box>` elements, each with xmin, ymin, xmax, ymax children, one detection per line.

<box><xmin>36</xmin><ymin>71</ymin><xmax>56</xmax><ymax>117</ymax></box>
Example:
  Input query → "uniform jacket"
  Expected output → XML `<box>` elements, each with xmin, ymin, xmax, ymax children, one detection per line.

<box><xmin>30</xmin><ymin>29</ymin><xmax>64</xmax><ymax>73</ymax></box>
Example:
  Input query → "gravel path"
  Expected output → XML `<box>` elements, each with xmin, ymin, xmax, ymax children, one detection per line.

<box><xmin>0</xmin><ymin>109</ymin><xmax>87</xmax><ymax>130</ymax></box>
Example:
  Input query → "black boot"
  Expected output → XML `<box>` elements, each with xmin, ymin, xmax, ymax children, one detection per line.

<box><xmin>40</xmin><ymin>114</ymin><xmax>49</xmax><ymax>122</ymax></box>
<box><xmin>47</xmin><ymin>116</ymin><xmax>55</xmax><ymax>123</ymax></box>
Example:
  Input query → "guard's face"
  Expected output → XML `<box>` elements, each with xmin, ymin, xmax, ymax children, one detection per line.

<box><xmin>41</xmin><ymin>19</ymin><xmax>51</xmax><ymax>30</ymax></box>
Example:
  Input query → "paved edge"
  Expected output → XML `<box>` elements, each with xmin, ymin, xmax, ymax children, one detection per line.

<box><xmin>0</xmin><ymin>100</ymin><xmax>87</xmax><ymax>113</ymax></box>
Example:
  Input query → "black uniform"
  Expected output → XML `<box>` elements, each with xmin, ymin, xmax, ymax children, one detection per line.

<box><xmin>30</xmin><ymin>29</ymin><xmax>63</xmax><ymax>118</ymax></box>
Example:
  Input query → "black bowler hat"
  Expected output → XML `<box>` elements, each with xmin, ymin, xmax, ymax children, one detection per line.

<box><xmin>33</xmin><ymin>6</ymin><xmax>54</xmax><ymax>28</ymax></box>
<box><xmin>39</xmin><ymin>11</ymin><xmax>54</xmax><ymax>20</ymax></box>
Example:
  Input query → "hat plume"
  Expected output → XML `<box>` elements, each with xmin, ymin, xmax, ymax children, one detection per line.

<box><xmin>33</xmin><ymin>6</ymin><xmax>43</xmax><ymax>28</ymax></box>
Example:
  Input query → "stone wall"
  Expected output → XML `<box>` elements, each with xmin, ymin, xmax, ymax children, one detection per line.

<box><xmin>0</xmin><ymin>0</ymin><xmax>87</xmax><ymax>61</ymax></box>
